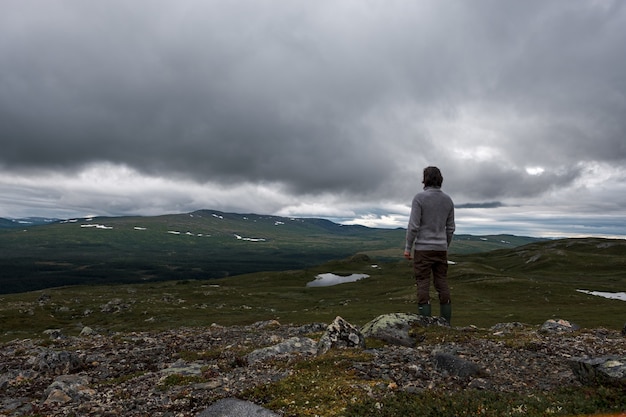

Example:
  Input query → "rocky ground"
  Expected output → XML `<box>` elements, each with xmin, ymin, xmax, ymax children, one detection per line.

<box><xmin>1</xmin><ymin>317</ymin><xmax>625</xmax><ymax>417</ymax></box>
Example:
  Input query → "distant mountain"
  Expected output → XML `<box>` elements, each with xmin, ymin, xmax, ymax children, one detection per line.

<box><xmin>0</xmin><ymin>217</ymin><xmax>59</xmax><ymax>228</ymax></box>
<box><xmin>0</xmin><ymin>209</ymin><xmax>544</xmax><ymax>294</ymax></box>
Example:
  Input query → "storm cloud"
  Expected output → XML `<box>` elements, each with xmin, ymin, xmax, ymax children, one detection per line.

<box><xmin>1</xmin><ymin>0</ymin><xmax>625</xmax><ymax>236</ymax></box>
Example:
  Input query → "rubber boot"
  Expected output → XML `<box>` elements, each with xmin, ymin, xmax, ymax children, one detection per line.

<box><xmin>418</xmin><ymin>303</ymin><xmax>431</xmax><ymax>317</ymax></box>
<box><xmin>440</xmin><ymin>303</ymin><xmax>452</xmax><ymax>325</ymax></box>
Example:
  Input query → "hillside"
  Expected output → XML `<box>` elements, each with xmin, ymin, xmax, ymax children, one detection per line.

<box><xmin>1</xmin><ymin>236</ymin><xmax>624</xmax><ymax>343</ymax></box>
<box><xmin>1</xmin><ymin>235</ymin><xmax>625</xmax><ymax>415</ymax></box>
<box><xmin>0</xmin><ymin>210</ymin><xmax>541</xmax><ymax>294</ymax></box>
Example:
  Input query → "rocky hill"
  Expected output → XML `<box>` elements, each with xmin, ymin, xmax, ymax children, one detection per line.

<box><xmin>1</xmin><ymin>315</ymin><xmax>624</xmax><ymax>417</ymax></box>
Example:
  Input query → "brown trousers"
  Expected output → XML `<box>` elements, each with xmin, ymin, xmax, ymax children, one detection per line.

<box><xmin>412</xmin><ymin>250</ymin><xmax>451</xmax><ymax>305</ymax></box>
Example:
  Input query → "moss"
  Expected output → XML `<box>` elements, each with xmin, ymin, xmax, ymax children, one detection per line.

<box><xmin>243</xmin><ymin>349</ymin><xmax>377</xmax><ymax>416</ymax></box>
<box><xmin>157</xmin><ymin>374</ymin><xmax>206</xmax><ymax>390</ymax></box>
<box><xmin>344</xmin><ymin>386</ymin><xmax>626</xmax><ymax>417</ymax></box>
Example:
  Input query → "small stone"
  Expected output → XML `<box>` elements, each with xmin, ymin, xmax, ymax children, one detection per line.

<box><xmin>539</xmin><ymin>319</ymin><xmax>580</xmax><ymax>334</ymax></box>
<box><xmin>433</xmin><ymin>352</ymin><xmax>483</xmax><ymax>378</ymax></box>
<box><xmin>468</xmin><ymin>378</ymin><xmax>492</xmax><ymax>390</ymax></box>
<box><xmin>79</xmin><ymin>326</ymin><xmax>96</xmax><ymax>336</ymax></box>
<box><xmin>43</xmin><ymin>329</ymin><xmax>64</xmax><ymax>339</ymax></box>
<box><xmin>43</xmin><ymin>389</ymin><xmax>72</xmax><ymax>405</ymax></box>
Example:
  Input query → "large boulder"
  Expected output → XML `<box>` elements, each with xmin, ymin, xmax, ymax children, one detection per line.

<box><xmin>317</xmin><ymin>316</ymin><xmax>365</xmax><ymax>355</ymax></box>
<box><xmin>569</xmin><ymin>356</ymin><xmax>626</xmax><ymax>386</ymax></box>
<box><xmin>361</xmin><ymin>313</ymin><xmax>448</xmax><ymax>347</ymax></box>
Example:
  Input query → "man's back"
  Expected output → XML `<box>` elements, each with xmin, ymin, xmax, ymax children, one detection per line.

<box><xmin>406</xmin><ymin>186</ymin><xmax>455</xmax><ymax>251</ymax></box>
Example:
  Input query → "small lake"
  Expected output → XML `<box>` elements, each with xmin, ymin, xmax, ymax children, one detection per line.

<box><xmin>306</xmin><ymin>273</ymin><xmax>370</xmax><ymax>287</ymax></box>
<box><xmin>577</xmin><ymin>290</ymin><xmax>626</xmax><ymax>302</ymax></box>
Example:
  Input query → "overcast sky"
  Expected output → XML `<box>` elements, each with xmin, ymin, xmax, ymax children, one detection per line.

<box><xmin>1</xmin><ymin>0</ymin><xmax>625</xmax><ymax>238</ymax></box>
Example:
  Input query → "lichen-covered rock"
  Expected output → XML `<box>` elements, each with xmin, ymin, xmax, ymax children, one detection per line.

<box><xmin>43</xmin><ymin>375</ymin><xmax>94</xmax><ymax>405</ymax></box>
<box><xmin>539</xmin><ymin>319</ymin><xmax>580</xmax><ymax>333</ymax></box>
<box><xmin>317</xmin><ymin>316</ymin><xmax>365</xmax><ymax>355</ymax></box>
<box><xmin>361</xmin><ymin>313</ymin><xmax>448</xmax><ymax>347</ymax></box>
<box><xmin>569</xmin><ymin>356</ymin><xmax>626</xmax><ymax>386</ymax></box>
<box><xmin>246</xmin><ymin>336</ymin><xmax>318</xmax><ymax>364</ymax></box>
<box><xmin>490</xmin><ymin>322</ymin><xmax>527</xmax><ymax>335</ymax></box>
<box><xmin>29</xmin><ymin>350</ymin><xmax>83</xmax><ymax>375</ymax></box>
<box><xmin>161</xmin><ymin>359</ymin><xmax>206</xmax><ymax>376</ymax></box>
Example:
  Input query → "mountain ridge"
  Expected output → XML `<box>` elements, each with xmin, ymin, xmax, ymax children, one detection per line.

<box><xmin>1</xmin><ymin>209</ymin><xmax>543</xmax><ymax>295</ymax></box>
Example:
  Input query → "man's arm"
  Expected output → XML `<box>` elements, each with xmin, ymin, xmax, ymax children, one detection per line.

<box><xmin>446</xmin><ymin>205</ymin><xmax>455</xmax><ymax>248</ymax></box>
<box><xmin>405</xmin><ymin>196</ymin><xmax>421</xmax><ymax>257</ymax></box>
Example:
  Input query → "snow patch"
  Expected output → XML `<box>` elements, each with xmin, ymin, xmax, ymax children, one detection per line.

<box><xmin>234</xmin><ymin>234</ymin><xmax>266</xmax><ymax>242</ymax></box>
<box><xmin>80</xmin><ymin>224</ymin><xmax>112</xmax><ymax>230</ymax></box>
<box><xmin>577</xmin><ymin>290</ymin><xmax>626</xmax><ymax>302</ymax></box>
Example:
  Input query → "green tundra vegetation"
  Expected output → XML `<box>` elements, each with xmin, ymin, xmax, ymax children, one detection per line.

<box><xmin>0</xmin><ymin>226</ymin><xmax>624</xmax><ymax>341</ymax></box>
<box><xmin>1</xmin><ymin>212</ymin><xmax>625</xmax><ymax>416</ymax></box>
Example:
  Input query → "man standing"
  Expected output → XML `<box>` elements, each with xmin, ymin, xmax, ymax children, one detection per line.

<box><xmin>404</xmin><ymin>166</ymin><xmax>455</xmax><ymax>324</ymax></box>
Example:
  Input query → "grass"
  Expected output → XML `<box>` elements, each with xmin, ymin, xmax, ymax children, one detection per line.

<box><xmin>1</xmin><ymin>238</ymin><xmax>625</xmax><ymax>343</ymax></box>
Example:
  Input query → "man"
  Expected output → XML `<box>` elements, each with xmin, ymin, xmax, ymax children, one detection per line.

<box><xmin>404</xmin><ymin>166</ymin><xmax>455</xmax><ymax>323</ymax></box>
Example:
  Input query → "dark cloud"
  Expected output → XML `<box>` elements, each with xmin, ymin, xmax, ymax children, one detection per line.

<box><xmin>456</xmin><ymin>202</ymin><xmax>504</xmax><ymax>209</ymax></box>
<box><xmin>1</xmin><ymin>0</ymin><xmax>626</xmax><ymax>232</ymax></box>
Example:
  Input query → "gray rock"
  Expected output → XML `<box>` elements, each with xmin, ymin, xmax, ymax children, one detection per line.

<box><xmin>361</xmin><ymin>313</ymin><xmax>448</xmax><ymax>347</ymax></box>
<box><xmin>79</xmin><ymin>326</ymin><xmax>96</xmax><ymax>336</ymax></box>
<box><xmin>196</xmin><ymin>398</ymin><xmax>279</xmax><ymax>417</ymax></box>
<box><xmin>43</xmin><ymin>375</ymin><xmax>94</xmax><ymax>405</ymax></box>
<box><xmin>249</xmin><ymin>320</ymin><xmax>281</xmax><ymax>329</ymax></box>
<box><xmin>317</xmin><ymin>316</ymin><xmax>365</xmax><ymax>355</ymax></box>
<box><xmin>43</xmin><ymin>329</ymin><xmax>64</xmax><ymax>339</ymax></box>
<box><xmin>569</xmin><ymin>356</ymin><xmax>626</xmax><ymax>386</ymax></box>
<box><xmin>467</xmin><ymin>377</ymin><xmax>492</xmax><ymax>390</ymax></box>
<box><xmin>161</xmin><ymin>359</ymin><xmax>206</xmax><ymax>376</ymax></box>
<box><xmin>539</xmin><ymin>319</ymin><xmax>580</xmax><ymax>333</ymax></box>
<box><xmin>100</xmin><ymin>298</ymin><xmax>131</xmax><ymax>313</ymax></box>
<box><xmin>246</xmin><ymin>336</ymin><xmax>318</xmax><ymax>364</ymax></box>
<box><xmin>433</xmin><ymin>352</ymin><xmax>483</xmax><ymax>378</ymax></box>
<box><xmin>490</xmin><ymin>322</ymin><xmax>527</xmax><ymax>334</ymax></box>
<box><xmin>30</xmin><ymin>350</ymin><xmax>83</xmax><ymax>375</ymax></box>
<box><xmin>295</xmin><ymin>322</ymin><xmax>328</xmax><ymax>334</ymax></box>
<box><xmin>38</xmin><ymin>293</ymin><xmax>51</xmax><ymax>305</ymax></box>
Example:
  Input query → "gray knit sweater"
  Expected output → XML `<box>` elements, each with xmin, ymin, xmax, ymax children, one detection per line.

<box><xmin>405</xmin><ymin>186</ymin><xmax>455</xmax><ymax>252</ymax></box>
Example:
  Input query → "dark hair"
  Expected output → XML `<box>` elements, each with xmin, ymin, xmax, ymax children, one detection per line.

<box><xmin>423</xmin><ymin>166</ymin><xmax>443</xmax><ymax>187</ymax></box>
